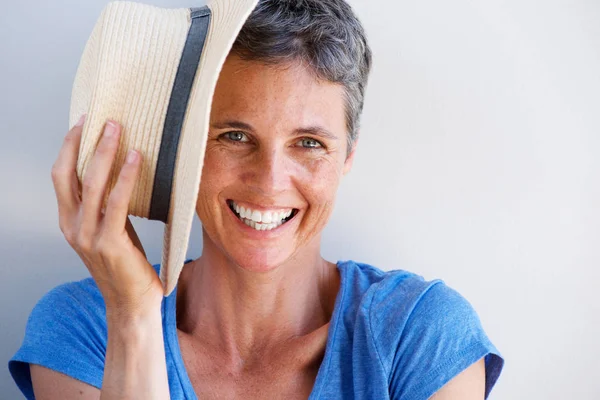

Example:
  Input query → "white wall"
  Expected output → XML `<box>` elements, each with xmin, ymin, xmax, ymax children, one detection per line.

<box><xmin>1</xmin><ymin>0</ymin><xmax>598</xmax><ymax>399</ymax></box>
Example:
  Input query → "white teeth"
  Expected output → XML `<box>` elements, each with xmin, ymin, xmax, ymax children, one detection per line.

<box><xmin>254</xmin><ymin>222</ymin><xmax>279</xmax><ymax>231</ymax></box>
<box><xmin>251</xmin><ymin>210</ymin><xmax>262</xmax><ymax>223</ymax></box>
<box><xmin>231</xmin><ymin>201</ymin><xmax>294</xmax><ymax>231</ymax></box>
<box><xmin>262</xmin><ymin>211</ymin><xmax>273</xmax><ymax>224</ymax></box>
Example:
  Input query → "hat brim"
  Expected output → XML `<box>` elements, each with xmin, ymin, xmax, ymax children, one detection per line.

<box><xmin>69</xmin><ymin>0</ymin><xmax>258</xmax><ymax>297</ymax></box>
<box><xmin>160</xmin><ymin>0</ymin><xmax>259</xmax><ymax>296</ymax></box>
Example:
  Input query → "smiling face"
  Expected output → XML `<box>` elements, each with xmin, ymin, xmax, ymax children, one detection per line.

<box><xmin>195</xmin><ymin>55</ymin><xmax>355</xmax><ymax>272</ymax></box>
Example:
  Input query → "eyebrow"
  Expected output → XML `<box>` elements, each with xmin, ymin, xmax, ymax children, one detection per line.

<box><xmin>211</xmin><ymin>120</ymin><xmax>253</xmax><ymax>131</ymax></box>
<box><xmin>211</xmin><ymin>120</ymin><xmax>339</xmax><ymax>141</ymax></box>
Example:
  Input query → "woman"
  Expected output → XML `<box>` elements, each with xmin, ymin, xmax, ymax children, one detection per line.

<box><xmin>10</xmin><ymin>0</ymin><xmax>503</xmax><ymax>399</ymax></box>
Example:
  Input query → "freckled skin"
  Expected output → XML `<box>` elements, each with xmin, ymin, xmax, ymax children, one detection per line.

<box><xmin>195</xmin><ymin>55</ymin><xmax>355</xmax><ymax>271</ymax></box>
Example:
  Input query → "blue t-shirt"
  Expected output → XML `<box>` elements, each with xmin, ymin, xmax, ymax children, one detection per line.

<box><xmin>9</xmin><ymin>260</ymin><xmax>503</xmax><ymax>399</ymax></box>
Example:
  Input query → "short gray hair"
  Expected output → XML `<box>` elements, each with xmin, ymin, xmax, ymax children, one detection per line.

<box><xmin>231</xmin><ymin>0</ymin><xmax>372</xmax><ymax>154</ymax></box>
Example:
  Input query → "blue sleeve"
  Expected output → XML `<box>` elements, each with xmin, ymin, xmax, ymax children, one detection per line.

<box><xmin>8</xmin><ymin>279</ymin><xmax>107</xmax><ymax>399</ymax></box>
<box><xmin>373</xmin><ymin>279</ymin><xmax>504</xmax><ymax>400</ymax></box>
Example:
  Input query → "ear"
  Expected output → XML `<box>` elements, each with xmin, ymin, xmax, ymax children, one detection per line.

<box><xmin>343</xmin><ymin>139</ymin><xmax>358</xmax><ymax>176</ymax></box>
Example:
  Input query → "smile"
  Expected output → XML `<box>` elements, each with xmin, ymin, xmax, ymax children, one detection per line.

<box><xmin>227</xmin><ymin>200</ymin><xmax>298</xmax><ymax>231</ymax></box>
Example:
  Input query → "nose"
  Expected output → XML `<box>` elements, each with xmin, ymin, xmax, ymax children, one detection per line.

<box><xmin>242</xmin><ymin>146</ymin><xmax>291</xmax><ymax>196</ymax></box>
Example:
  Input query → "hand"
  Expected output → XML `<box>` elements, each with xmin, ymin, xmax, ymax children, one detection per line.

<box><xmin>51</xmin><ymin>115</ymin><xmax>163</xmax><ymax>317</ymax></box>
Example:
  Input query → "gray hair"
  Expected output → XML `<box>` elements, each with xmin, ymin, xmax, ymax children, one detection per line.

<box><xmin>231</xmin><ymin>0</ymin><xmax>373</xmax><ymax>155</ymax></box>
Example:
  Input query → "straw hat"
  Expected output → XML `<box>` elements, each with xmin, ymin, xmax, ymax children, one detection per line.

<box><xmin>69</xmin><ymin>0</ymin><xmax>259</xmax><ymax>296</ymax></box>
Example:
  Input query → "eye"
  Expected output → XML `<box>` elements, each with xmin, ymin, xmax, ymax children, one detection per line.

<box><xmin>297</xmin><ymin>138</ymin><xmax>323</xmax><ymax>149</ymax></box>
<box><xmin>221</xmin><ymin>131</ymin><xmax>249</xmax><ymax>143</ymax></box>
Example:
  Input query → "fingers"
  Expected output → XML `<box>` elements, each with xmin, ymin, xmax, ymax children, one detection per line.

<box><xmin>51</xmin><ymin>115</ymin><xmax>86</xmax><ymax>232</ymax></box>
<box><xmin>80</xmin><ymin>120</ymin><xmax>122</xmax><ymax>236</ymax></box>
<box><xmin>53</xmin><ymin>117</ymin><xmax>142</xmax><ymax>260</ymax></box>
<box><xmin>103</xmin><ymin>150</ymin><xmax>142</xmax><ymax>236</ymax></box>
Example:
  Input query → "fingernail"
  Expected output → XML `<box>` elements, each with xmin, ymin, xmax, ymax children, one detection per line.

<box><xmin>126</xmin><ymin>150</ymin><xmax>139</xmax><ymax>164</ymax></box>
<box><xmin>75</xmin><ymin>114</ymin><xmax>87</xmax><ymax>127</ymax></box>
<box><xmin>105</xmin><ymin>120</ymin><xmax>117</xmax><ymax>138</ymax></box>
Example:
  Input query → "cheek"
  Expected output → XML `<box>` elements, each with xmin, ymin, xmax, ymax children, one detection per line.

<box><xmin>293</xmin><ymin>162</ymin><xmax>342</xmax><ymax>243</ymax></box>
<box><xmin>199</xmin><ymin>145</ymin><xmax>242</xmax><ymax>193</ymax></box>
<box><xmin>196</xmin><ymin>147</ymin><xmax>233</xmax><ymax>218</ymax></box>
<box><xmin>201</xmin><ymin>145</ymin><xmax>231</xmax><ymax>179</ymax></box>
<box><xmin>296</xmin><ymin>156</ymin><xmax>344</xmax><ymax>211</ymax></box>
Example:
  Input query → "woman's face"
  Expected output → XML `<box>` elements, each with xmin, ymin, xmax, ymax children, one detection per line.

<box><xmin>196</xmin><ymin>55</ymin><xmax>355</xmax><ymax>271</ymax></box>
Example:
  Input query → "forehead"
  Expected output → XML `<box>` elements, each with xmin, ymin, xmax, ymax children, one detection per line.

<box><xmin>210</xmin><ymin>55</ymin><xmax>347</xmax><ymax>133</ymax></box>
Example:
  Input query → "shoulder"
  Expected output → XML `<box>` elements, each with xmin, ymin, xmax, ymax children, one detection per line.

<box><xmin>25</xmin><ymin>274</ymin><xmax>107</xmax><ymax>334</ymax></box>
<box><xmin>9</xmin><ymin>263</ymin><xmax>165</xmax><ymax>397</ymax></box>
<box><xmin>368</xmin><ymin>265</ymin><xmax>478</xmax><ymax>339</ymax></box>
<box><xmin>339</xmin><ymin>260</ymin><xmax>483</xmax><ymax>337</ymax></box>
<box><xmin>337</xmin><ymin>259</ymin><xmax>440</xmax><ymax>317</ymax></box>
<box><xmin>337</xmin><ymin>260</ymin><xmax>503</xmax><ymax>399</ymax></box>
<box><xmin>25</xmin><ymin>262</ymin><xmax>164</xmax><ymax>331</ymax></box>
<box><xmin>338</xmin><ymin>259</ymin><xmax>453</xmax><ymax>354</ymax></box>
<box><xmin>9</xmin><ymin>274</ymin><xmax>108</xmax><ymax>396</ymax></box>
<box><xmin>29</xmin><ymin>262</ymin><xmax>163</xmax><ymax>314</ymax></box>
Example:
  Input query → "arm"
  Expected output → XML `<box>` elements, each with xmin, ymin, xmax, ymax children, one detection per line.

<box><xmin>101</xmin><ymin>307</ymin><xmax>169</xmax><ymax>399</ymax></box>
<box><xmin>31</xmin><ymin>307</ymin><xmax>167</xmax><ymax>399</ymax></box>
<box><xmin>31</xmin><ymin>366</ymin><xmax>100</xmax><ymax>399</ymax></box>
<box><xmin>429</xmin><ymin>358</ymin><xmax>486</xmax><ymax>400</ymax></box>
<box><xmin>30</xmin><ymin>303</ymin><xmax>167</xmax><ymax>400</ymax></box>
<box><xmin>32</xmin><ymin>117</ymin><xmax>170</xmax><ymax>399</ymax></box>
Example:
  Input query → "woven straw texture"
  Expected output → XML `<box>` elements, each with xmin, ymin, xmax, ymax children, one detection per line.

<box><xmin>160</xmin><ymin>0</ymin><xmax>259</xmax><ymax>295</ymax></box>
<box><xmin>70</xmin><ymin>2</ymin><xmax>190</xmax><ymax>218</ymax></box>
<box><xmin>69</xmin><ymin>0</ymin><xmax>259</xmax><ymax>295</ymax></box>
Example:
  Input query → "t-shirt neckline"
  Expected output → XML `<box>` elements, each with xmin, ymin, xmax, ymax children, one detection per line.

<box><xmin>163</xmin><ymin>260</ymin><xmax>350</xmax><ymax>399</ymax></box>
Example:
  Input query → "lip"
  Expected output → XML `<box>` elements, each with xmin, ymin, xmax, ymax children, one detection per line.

<box><xmin>226</xmin><ymin>200</ymin><xmax>299</xmax><ymax>236</ymax></box>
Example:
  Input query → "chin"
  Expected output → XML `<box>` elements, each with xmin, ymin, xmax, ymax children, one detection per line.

<box><xmin>227</xmin><ymin>248</ymin><xmax>293</xmax><ymax>273</ymax></box>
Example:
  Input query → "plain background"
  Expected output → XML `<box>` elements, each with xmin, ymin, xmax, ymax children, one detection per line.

<box><xmin>1</xmin><ymin>0</ymin><xmax>598</xmax><ymax>398</ymax></box>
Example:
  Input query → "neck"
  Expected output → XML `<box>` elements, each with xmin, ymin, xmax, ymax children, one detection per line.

<box><xmin>176</xmin><ymin>231</ymin><xmax>340</xmax><ymax>368</ymax></box>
